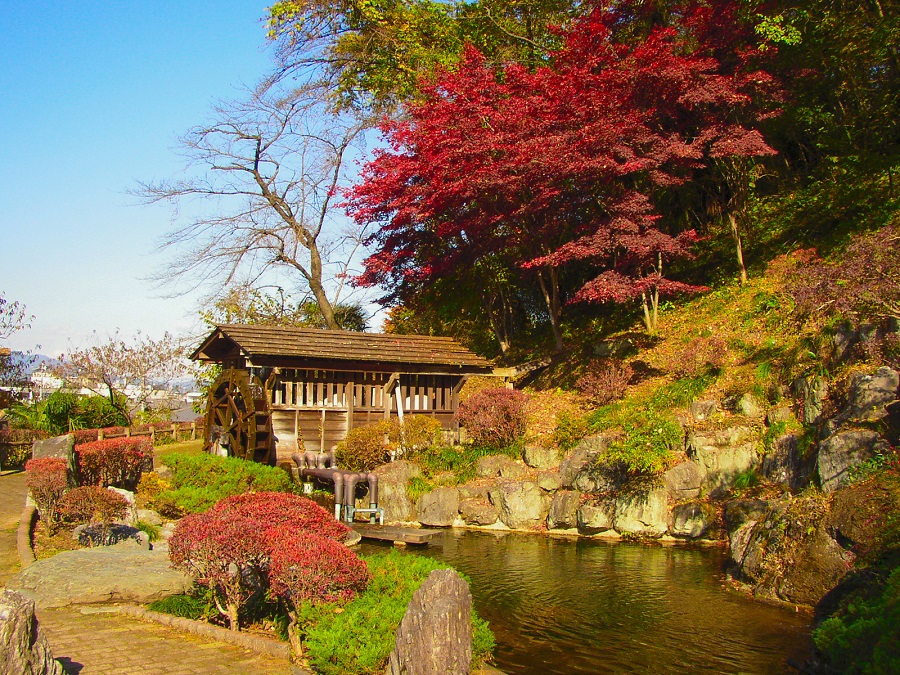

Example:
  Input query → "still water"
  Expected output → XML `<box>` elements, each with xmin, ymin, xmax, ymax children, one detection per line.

<box><xmin>362</xmin><ymin>531</ymin><xmax>812</xmax><ymax>674</ymax></box>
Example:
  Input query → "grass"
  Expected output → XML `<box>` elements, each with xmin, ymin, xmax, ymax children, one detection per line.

<box><xmin>153</xmin><ymin>438</ymin><xmax>204</xmax><ymax>465</ymax></box>
<box><xmin>406</xmin><ymin>443</ymin><xmax>521</xmax><ymax>499</ymax></box>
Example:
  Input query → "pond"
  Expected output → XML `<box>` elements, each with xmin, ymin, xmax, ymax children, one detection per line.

<box><xmin>361</xmin><ymin>530</ymin><xmax>812</xmax><ymax>674</ymax></box>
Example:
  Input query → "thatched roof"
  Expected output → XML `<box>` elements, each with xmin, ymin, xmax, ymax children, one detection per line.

<box><xmin>191</xmin><ymin>324</ymin><xmax>492</xmax><ymax>372</ymax></box>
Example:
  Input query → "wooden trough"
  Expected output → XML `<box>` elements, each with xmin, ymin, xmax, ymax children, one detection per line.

<box><xmin>351</xmin><ymin>524</ymin><xmax>443</xmax><ymax>546</ymax></box>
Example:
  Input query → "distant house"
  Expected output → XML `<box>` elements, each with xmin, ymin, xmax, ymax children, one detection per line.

<box><xmin>191</xmin><ymin>324</ymin><xmax>495</xmax><ymax>463</ymax></box>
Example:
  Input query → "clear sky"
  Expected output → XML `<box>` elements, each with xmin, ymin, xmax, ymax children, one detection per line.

<box><xmin>0</xmin><ymin>1</ymin><xmax>281</xmax><ymax>357</ymax></box>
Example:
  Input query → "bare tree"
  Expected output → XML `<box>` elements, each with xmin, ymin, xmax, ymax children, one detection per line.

<box><xmin>56</xmin><ymin>332</ymin><xmax>191</xmax><ymax>424</ymax></box>
<box><xmin>0</xmin><ymin>293</ymin><xmax>32</xmax><ymax>341</ymax></box>
<box><xmin>139</xmin><ymin>84</ymin><xmax>371</xmax><ymax>330</ymax></box>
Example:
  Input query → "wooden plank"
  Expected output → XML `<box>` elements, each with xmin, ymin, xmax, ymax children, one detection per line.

<box><xmin>350</xmin><ymin>524</ymin><xmax>442</xmax><ymax>546</ymax></box>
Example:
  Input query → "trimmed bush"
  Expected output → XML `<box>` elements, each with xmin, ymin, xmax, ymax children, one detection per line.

<box><xmin>75</xmin><ymin>437</ymin><xmax>152</xmax><ymax>489</ymax></box>
<box><xmin>25</xmin><ymin>457</ymin><xmax>69</xmax><ymax>532</ymax></box>
<box><xmin>169</xmin><ymin>492</ymin><xmax>350</xmax><ymax>630</ymax></box>
<box><xmin>269</xmin><ymin>530</ymin><xmax>370</xmax><ymax>607</ymax></box>
<box><xmin>151</xmin><ymin>452</ymin><xmax>296</xmax><ymax>516</ymax></box>
<box><xmin>456</xmin><ymin>387</ymin><xmax>529</xmax><ymax>449</ymax></box>
<box><xmin>58</xmin><ymin>486</ymin><xmax>129</xmax><ymax>526</ymax></box>
<box><xmin>398</xmin><ymin>415</ymin><xmax>444</xmax><ymax>452</ymax></box>
<box><xmin>336</xmin><ymin>421</ymin><xmax>393</xmax><ymax>471</ymax></box>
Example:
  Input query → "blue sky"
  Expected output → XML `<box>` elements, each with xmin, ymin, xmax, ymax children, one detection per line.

<box><xmin>0</xmin><ymin>1</ymin><xmax>281</xmax><ymax>356</ymax></box>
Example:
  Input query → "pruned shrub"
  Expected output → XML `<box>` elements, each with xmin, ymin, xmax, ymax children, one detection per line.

<box><xmin>25</xmin><ymin>457</ymin><xmax>69</xmax><ymax>532</ymax></box>
<box><xmin>150</xmin><ymin>452</ymin><xmax>296</xmax><ymax>516</ymax></box>
<box><xmin>398</xmin><ymin>415</ymin><xmax>444</xmax><ymax>452</ymax></box>
<box><xmin>576</xmin><ymin>359</ymin><xmax>634</xmax><ymax>407</ymax></box>
<box><xmin>455</xmin><ymin>387</ymin><xmax>528</xmax><ymax>449</ymax></box>
<box><xmin>58</xmin><ymin>486</ymin><xmax>129</xmax><ymax>526</ymax></box>
<box><xmin>75</xmin><ymin>437</ymin><xmax>152</xmax><ymax>489</ymax></box>
<box><xmin>670</xmin><ymin>337</ymin><xmax>727</xmax><ymax>378</ymax></box>
<box><xmin>268</xmin><ymin>530</ymin><xmax>370</xmax><ymax>607</ymax></box>
<box><xmin>336</xmin><ymin>421</ymin><xmax>393</xmax><ymax>471</ymax></box>
<box><xmin>169</xmin><ymin>491</ymin><xmax>351</xmax><ymax>631</ymax></box>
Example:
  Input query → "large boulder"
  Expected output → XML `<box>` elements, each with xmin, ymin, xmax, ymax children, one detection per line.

<box><xmin>417</xmin><ymin>487</ymin><xmax>460</xmax><ymax>527</ymax></box>
<box><xmin>614</xmin><ymin>488</ymin><xmax>668</xmax><ymax>537</ymax></box>
<box><xmin>737</xmin><ymin>393</ymin><xmax>763</xmax><ymax>418</ymax></box>
<box><xmin>577</xmin><ymin>499</ymin><xmax>616</xmax><ymax>535</ymax></box>
<box><xmin>841</xmin><ymin>366</ymin><xmax>899</xmax><ymax>422</ymax></box>
<box><xmin>374</xmin><ymin>460</ymin><xmax>422</xmax><ymax>523</ymax></box>
<box><xmin>388</xmin><ymin>569</ymin><xmax>472</xmax><ymax>675</ymax></box>
<box><xmin>760</xmin><ymin>434</ymin><xmax>815</xmax><ymax>491</ymax></box>
<box><xmin>459</xmin><ymin>498</ymin><xmax>499</xmax><ymax>527</ymax></box>
<box><xmin>558</xmin><ymin>435</ymin><xmax>608</xmax><ymax>487</ymax></box>
<box><xmin>817</xmin><ymin>430</ymin><xmax>890</xmax><ymax>493</ymax></box>
<box><xmin>5</xmin><ymin>545</ymin><xmax>192</xmax><ymax>609</ymax></box>
<box><xmin>536</xmin><ymin>471</ymin><xmax>562</xmax><ymax>492</ymax></box>
<box><xmin>664</xmin><ymin>460</ymin><xmax>705</xmax><ymax>500</ymax></box>
<box><xmin>523</xmin><ymin>445</ymin><xmax>559</xmax><ymax>469</ymax></box>
<box><xmin>690</xmin><ymin>399</ymin><xmax>717</xmax><ymax>422</ymax></box>
<box><xmin>572</xmin><ymin>461</ymin><xmax>624</xmax><ymax>495</ymax></box>
<box><xmin>547</xmin><ymin>490</ymin><xmax>581</xmax><ymax>530</ymax></box>
<box><xmin>689</xmin><ymin>427</ymin><xmax>759</xmax><ymax>497</ymax></box>
<box><xmin>489</xmin><ymin>481</ymin><xmax>549</xmax><ymax>530</ymax></box>
<box><xmin>668</xmin><ymin>501</ymin><xmax>714</xmax><ymax>539</ymax></box>
<box><xmin>476</xmin><ymin>455</ymin><xmax>526</xmax><ymax>480</ymax></box>
<box><xmin>793</xmin><ymin>376</ymin><xmax>829</xmax><ymax>425</ymax></box>
<box><xmin>0</xmin><ymin>590</ymin><xmax>63</xmax><ymax>675</ymax></box>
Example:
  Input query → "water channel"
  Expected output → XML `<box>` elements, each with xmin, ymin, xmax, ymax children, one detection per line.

<box><xmin>361</xmin><ymin>530</ymin><xmax>812</xmax><ymax>674</ymax></box>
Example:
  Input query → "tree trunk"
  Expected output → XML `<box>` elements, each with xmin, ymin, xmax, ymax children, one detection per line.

<box><xmin>537</xmin><ymin>267</ymin><xmax>564</xmax><ymax>352</ymax></box>
<box><xmin>729</xmin><ymin>213</ymin><xmax>748</xmax><ymax>285</ymax></box>
<box><xmin>307</xmin><ymin>242</ymin><xmax>339</xmax><ymax>330</ymax></box>
<box><xmin>482</xmin><ymin>291</ymin><xmax>511</xmax><ymax>354</ymax></box>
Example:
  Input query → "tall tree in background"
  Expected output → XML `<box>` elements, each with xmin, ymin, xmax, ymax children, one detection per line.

<box><xmin>141</xmin><ymin>85</ymin><xmax>370</xmax><ymax>331</ymax></box>
<box><xmin>0</xmin><ymin>293</ymin><xmax>35</xmax><ymax>407</ymax></box>
<box><xmin>349</xmin><ymin>2</ymin><xmax>778</xmax><ymax>343</ymax></box>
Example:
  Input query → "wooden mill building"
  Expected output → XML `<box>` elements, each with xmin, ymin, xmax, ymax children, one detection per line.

<box><xmin>190</xmin><ymin>324</ymin><xmax>494</xmax><ymax>464</ymax></box>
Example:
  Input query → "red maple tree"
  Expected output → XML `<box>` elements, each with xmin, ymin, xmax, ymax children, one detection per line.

<box><xmin>349</xmin><ymin>1</ymin><xmax>778</xmax><ymax>339</ymax></box>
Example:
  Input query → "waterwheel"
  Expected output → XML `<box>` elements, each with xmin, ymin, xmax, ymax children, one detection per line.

<box><xmin>203</xmin><ymin>367</ymin><xmax>274</xmax><ymax>464</ymax></box>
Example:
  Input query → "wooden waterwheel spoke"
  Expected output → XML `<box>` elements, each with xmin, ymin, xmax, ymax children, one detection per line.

<box><xmin>203</xmin><ymin>367</ymin><xmax>270</xmax><ymax>463</ymax></box>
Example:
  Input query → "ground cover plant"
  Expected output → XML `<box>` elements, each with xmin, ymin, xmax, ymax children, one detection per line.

<box><xmin>149</xmin><ymin>452</ymin><xmax>296</xmax><ymax>516</ymax></box>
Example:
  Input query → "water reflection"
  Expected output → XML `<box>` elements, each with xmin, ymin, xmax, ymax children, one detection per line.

<box><xmin>361</xmin><ymin>531</ymin><xmax>811</xmax><ymax>674</ymax></box>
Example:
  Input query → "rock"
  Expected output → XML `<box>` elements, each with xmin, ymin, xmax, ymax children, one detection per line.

<box><xmin>31</xmin><ymin>434</ymin><xmax>76</xmax><ymax>484</ymax></box>
<box><xmin>793</xmin><ymin>376</ymin><xmax>828</xmax><ymax>425</ymax></box>
<box><xmin>547</xmin><ymin>491</ymin><xmax>581</xmax><ymax>530</ymax></box>
<box><xmin>159</xmin><ymin>522</ymin><xmax>177</xmax><ymax>540</ymax></box>
<box><xmin>136</xmin><ymin>508</ymin><xmax>163</xmax><ymax>526</ymax></box>
<box><xmin>5</xmin><ymin>547</ymin><xmax>192</xmax><ymax>609</ymax></box>
<box><xmin>723</xmin><ymin>498</ymin><xmax>770</xmax><ymax>532</ymax></box>
<box><xmin>776</xmin><ymin>527</ymin><xmax>854</xmax><ymax>606</ymax></box>
<box><xmin>664</xmin><ymin>460</ymin><xmax>705</xmax><ymax>500</ymax></box>
<box><xmin>523</xmin><ymin>445</ymin><xmax>559</xmax><ymax>469</ymax></box>
<box><xmin>374</xmin><ymin>460</ymin><xmax>422</xmax><ymax>523</ymax></box>
<box><xmin>0</xmin><ymin>589</ymin><xmax>64</xmax><ymax>675</ymax></box>
<box><xmin>668</xmin><ymin>501</ymin><xmax>714</xmax><ymax>539</ymax></box>
<box><xmin>154</xmin><ymin>465</ymin><xmax>173</xmax><ymax>480</ymax></box>
<box><xmin>828</xmin><ymin>473</ymin><xmax>899</xmax><ymax>548</ymax></box>
<box><xmin>77</xmin><ymin>524</ymin><xmax>146</xmax><ymax>548</ymax></box>
<box><xmin>737</xmin><ymin>393</ymin><xmax>763</xmax><ymax>418</ymax></box>
<box><xmin>489</xmin><ymin>481</ymin><xmax>549</xmax><ymax>530</ymax></box>
<box><xmin>761</xmin><ymin>434</ymin><xmax>803</xmax><ymax>488</ymax></box>
<box><xmin>613</xmin><ymin>488</ymin><xmax>668</xmax><ymax>537</ymax></box>
<box><xmin>108</xmin><ymin>486</ymin><xmax>138</xmax><ymax>524</ymax></box>
<box><xmin>572</xmin><ymin>460</ymin><xmax>624</xmax><ymax>495</ymax></box>
<box><xmin>558</xmin><ymin>435</ymin><xmax>608</xmax><ymax>487</ymax></box>
<box><xmin>593</xmin><ymin>338</ymin><xmax>635</xmax><ymax>358</ymax></box>
<box><xmin>459</xmin><ymin>499</ymin><xmax>498</xmax><ymax>526</ymax></box>
<box><xmin>690</xmin><ymin>399</ymin><xmax>717</xmax><ymax>421</ymax></box>
<box><xmin>689</xmin><ymin>427</ymin><xmax>759</xmax><ymax>497</ymax></box>
<box><xmin>577</xmin><ymin>500</ymin><xmax>615</xmax><ymax>534</ymax></box>
<box><xmin>475</xmin><ymin>455</ymin><xmax>526</xmax><ymax>480</ymax></box>
<box><xmin>817</xmin><ymin>430</ymin><xmax>890</xmax><ymax>493</ymax></box>
<box><xmin>728</xmin><ymin>520</ymin><xmax>765</xmax><ymax>577</ymax></box>
<box><xmin>388</xmin><ymin>569</ymin><xmax>472</xmax><ymax>675</ymax></box>
<box><xmin>842</xmin><ymin>367</ymin><xmax>899</xmax><ymax>422</ymax></box>
<box><xmin>536</xmin><ymin>471</ymin><xmax>562</xmax><ymax>492</ymax></box>
<box><xmin>766</xmin><ymin>406</ymin><xmax>792</xmax><ymax>425</ymax></box>
<box><xmin>417</xmin><ymin>487</ymin><xmax>460</xmax><ymax>527</ymax></box>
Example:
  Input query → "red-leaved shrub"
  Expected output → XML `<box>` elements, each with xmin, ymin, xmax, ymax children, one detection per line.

<box><xmin>75</xmin><ymin>437</ymin><xmax>152</xmax><ymax>489</ymax></box>
<box><xmin>576</xmin><ymin>359</ymin><xmax>634</xmax><ymax>406</ymax></box>
<box><xmin>168</xmin><ymin>492</ymin><xmax>351</xmax><ymax>631</ymax></box>
<box><xmin>268</xmin><ymin>529</ymin><xmax>370</xmax><ymax>606</ymax></box>
<box><xmin>25</xmin><ymin>458</ymin><xmax>69</xmax><ymax>532</ymax></box>
<box><xmin>456</xmin><ymin>387</ymin><xmax>529</xmax><ymax>448</ymax></box>
<box><xmin>58</xmin><ymin>486</ymin><xmax>129</xmax><ymax>526</ymax></box>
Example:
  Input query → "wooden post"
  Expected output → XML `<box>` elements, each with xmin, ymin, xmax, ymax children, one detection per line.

<box><xmin>346</xmin><ymin>380</ymin><xmax>355</xmax><ymax>436</ymax></box>
<box><xmin>190</xmin><ymin>422</ymin><xmax>196</xmax><ymax>441</ymax></box>
<box><xmin>171</xmin><ymin>423</ymin><xmax>178</xmax><ymax>442</ymax></box>
<box><xmin>319</xmin><ymin>408</ymin><xmax>326</xmax><ymax>453</ymax></box>
<box><xmin>125</xmin><ymin>426</ymin><xmax>131</xmax><ymax>438</ymax></box>
<box><xmin>150</xmin><ymin>426</ymin><xmax>155</xmax><ymax>445</ymax></box>
<box><xmin>383</xmin><ymin>373</ymin><xmax>400</xmax><ymax>421</ymax></box>
<box><xmin>98</xmin><ymin>428</ymin><xmax>104</xmax><ymax>441</ymax></box>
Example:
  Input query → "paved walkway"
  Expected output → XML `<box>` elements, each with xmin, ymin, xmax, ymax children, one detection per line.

<box><xmin>0</xmin><ymin>472</ymin><xmax>291</xmax><ymax>675</ymax></box>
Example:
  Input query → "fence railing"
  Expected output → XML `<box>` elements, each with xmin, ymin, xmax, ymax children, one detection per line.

<box><xmin>89</xmin><ymin>422</ymin><xmax>198</xmax><ymax>444</ymax></box>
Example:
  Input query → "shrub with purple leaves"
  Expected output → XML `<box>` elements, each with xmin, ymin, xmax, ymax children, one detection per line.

<box><xmin>576</xmin><ymin>359</ymin><xmax>634</xmax><ymax>406</ymax></box>
<box><xmin>455</xmin><ymin>387</ymin><xmax>529</xmax><ymax>449</ymax></box>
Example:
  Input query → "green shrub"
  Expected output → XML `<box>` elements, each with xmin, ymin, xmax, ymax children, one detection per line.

<box><xmin>813</xmin><ymin>566</ymin><xmax>900</xmax><ymax>674</ymax></box>
<box><xmin>135</xmin><ymin>519</ymin><xmax>161</xmax><ymax>542</ymax></box>
<box><xmin>553</xmin><ymin>409</ymin><xmax>589</xmax><ymax>453</ymax></box>
<box><xmin>151</xmin><ymin>453</ymin><xmax>295</xmax><ymax>516</ymax></box>
<box><xmin>605</xmin><ymin>416</ymin><xmax>682</xmax><ymax>475</ymax></box>
<box><xmin>399</xmin><ymin>415</ymin><xmax>444</xmax><ymax>452</ymax></box>
<box><xmin>148</xmin><ymin>594</ymin><xmax>211</xmax><ymax>621</ymax></box>
<box><xmin>733</xmin><ymin>468</ymin><xmax>760</xmax><ymax>490</ymax></box>
<box><xmin>296</xmin><ymin>550</ymin><xmax>494</xmax><ymax>675</ymax></box>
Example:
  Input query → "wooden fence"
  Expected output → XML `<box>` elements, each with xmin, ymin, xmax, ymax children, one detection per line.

<box><xmin>88</xmin><ymin>422</ymin><xmax>198</xmax><ymax>444</ymax></box>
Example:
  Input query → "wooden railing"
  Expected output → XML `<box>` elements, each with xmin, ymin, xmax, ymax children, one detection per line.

<box><xmin>90</xmin><ymin>422</ymin><xmax>198</xmax><ymax>444</ymax></box>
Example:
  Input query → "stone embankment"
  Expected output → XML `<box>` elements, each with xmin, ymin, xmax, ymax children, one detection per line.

<box><xmin>375</xmin><ymin>364</ymin><xmax>899</xmax><ymax>608</ymax></box>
